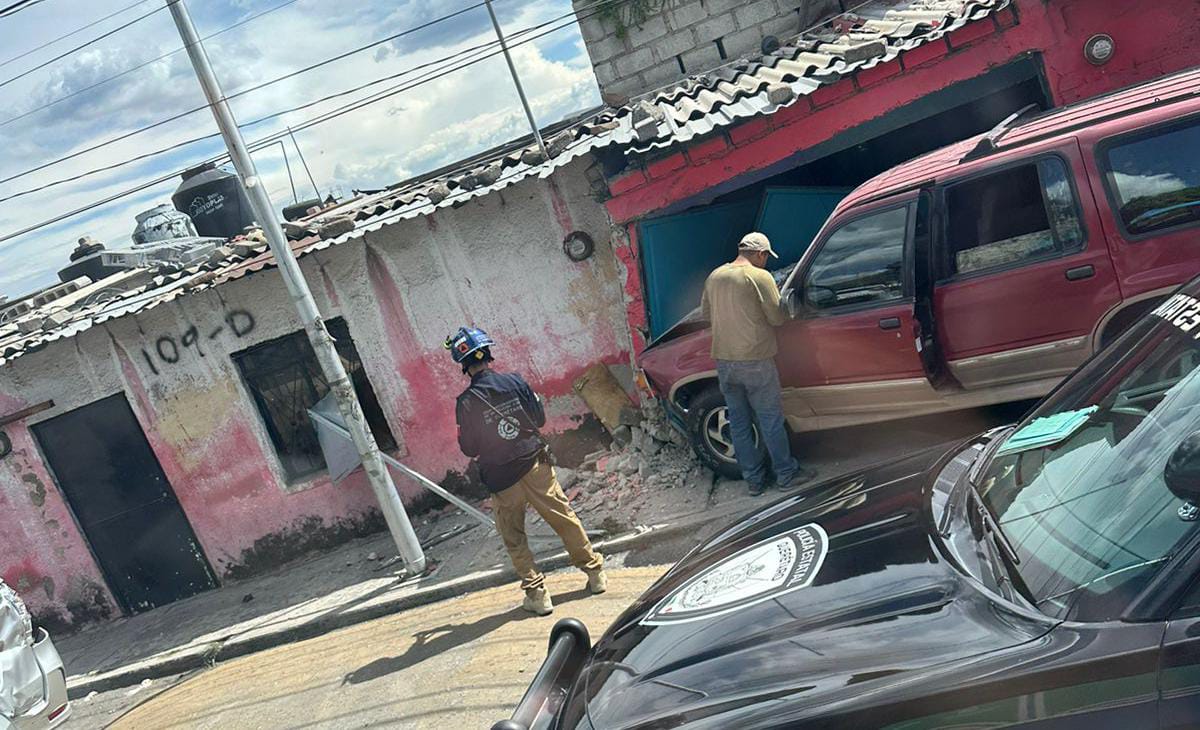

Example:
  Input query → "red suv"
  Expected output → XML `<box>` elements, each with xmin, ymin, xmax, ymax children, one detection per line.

<box><xmin>639</xmin><ymin>67</ymin><xmax>1200</xmax><ymax>478</ymax></box>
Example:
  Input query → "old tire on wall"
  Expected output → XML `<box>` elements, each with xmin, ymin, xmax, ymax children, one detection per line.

<box><xmin>685</xmin><ymin>386</ymin><xmax>755</xmax><ymax>480</ymax></box>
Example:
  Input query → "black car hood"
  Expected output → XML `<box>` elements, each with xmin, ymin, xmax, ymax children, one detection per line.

<box><xmin>572</xmin><ymin>445</ymin><xmax>1054</xmax><ymax>729</ymax></box>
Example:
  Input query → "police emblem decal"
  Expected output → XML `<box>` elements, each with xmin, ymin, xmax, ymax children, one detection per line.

<box><xmin>641</xmin><ymin>523</ymin><xmax>828</xmax><ymax>626</ymax></box>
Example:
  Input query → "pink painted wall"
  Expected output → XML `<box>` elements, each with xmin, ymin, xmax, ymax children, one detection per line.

<box><xmin>0</xmin><ymin>158</ymin><xmax>630</xmax><ymax>628</ymax></box>
<box><xmin>0</xmin><ymin>394</ymin><xmax>116</xmax><ymax>628</ymax></box>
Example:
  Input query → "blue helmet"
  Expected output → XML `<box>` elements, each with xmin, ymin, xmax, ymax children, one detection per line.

<box><xmin>444</xmin><ymin>326</ymin><xmax>495</xmax><ymax>370</ymax></box>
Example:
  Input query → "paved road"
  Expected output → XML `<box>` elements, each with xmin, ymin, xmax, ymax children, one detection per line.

<box><xmin>103</xmin><ymin>566</ymin><xmax>667</xmax><ymax>730</ymax></box>
<box><xmin>66</xmin><ymin>402</ymin><xmax>1029</xmax><ymax>729</ymax></box>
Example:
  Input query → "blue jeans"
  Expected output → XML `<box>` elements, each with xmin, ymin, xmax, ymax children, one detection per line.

<box><xmin>716</xmin><ymin>359</ymin><xmax>799</xmax><ymax>488</ymax></box>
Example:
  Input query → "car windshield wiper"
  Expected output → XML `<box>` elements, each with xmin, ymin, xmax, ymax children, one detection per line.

<box><xmin>938</xmin><ymin>427</ymin><xmax>1013</xmax><ymax>538</ymax></box>
<box><xmin>965</xmin><ymin>481</ymin><xmax>1036</xmax><ymax>606</ymax></box>
<box><xmin>968</xmin><ymin>425</ymin><xmax>1015</xmax><ymax>486</ymax></box>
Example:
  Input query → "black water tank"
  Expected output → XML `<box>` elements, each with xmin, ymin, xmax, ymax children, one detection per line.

<box><xmin>171</xmin><ymin>163</ymin><xmax>257</xmax><ymax>239</ymax></box>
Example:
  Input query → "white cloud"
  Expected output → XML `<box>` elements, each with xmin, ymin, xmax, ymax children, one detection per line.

<box><xmin>1112</xmin><ymin>171</ymin><xmax>1187</xmax><ymax>201</ymax></box>
<box><xmin>0</xmin><ymin>0</ymin><xmax>600</xmax><ymax>298</ymax></box>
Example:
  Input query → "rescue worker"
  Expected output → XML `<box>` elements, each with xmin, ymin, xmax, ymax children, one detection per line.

<box><xmin>701</xmin><ymin>232</ymin><xmax>817</xmax><ymax>496</ymax></box>
<box><xmin>447</xmin><ymin>326</ymin><xmax>606</xmax><ymax>616</ymax></box>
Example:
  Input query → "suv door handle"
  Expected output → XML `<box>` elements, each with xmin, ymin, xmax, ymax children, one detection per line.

<box><xmin>1065</xmin><ymin>265</ymin><xmax>1095</xmax><ymax>281</ymax></box>
<box><xmin>879</xmin><ymin>317</ymin><xmax>901</xmax><ymax>330</ymax></box>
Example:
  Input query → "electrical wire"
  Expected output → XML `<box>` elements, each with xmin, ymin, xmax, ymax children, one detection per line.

<box><xmin>0</xmin><ymin>0</ymin><xmax>154</xmax><ymax>70</ymax></box>
<box><xmin>0</xmin><ymin>0</ymin><xmax>47</xmax><ymax>18</ymax></box>
<box><xmin>0</xmin><ymin>0</ymin><xmax>630</xmax><ymax>243</ymax></box>
<box><xmin>0</xmin><ymin>0</ymin><xmax>616</xmax><ymax>194</ymax></box>
<box><xmin>0</xmin><ymin>3</ymin><xmax>166</xmax><ymax>91</ymax></box>
<box><xmin>0</xmin><ymin>4</ymin><xmax>591</xmax><ymax>205</ymax></box>
<box><xmin>0</xmin><ymin>0</ymin><xmax>492</xmax><ymax>186</ymax></box>
<box><xmin>1</xmin><ymin>0</ymin><xmax>305</xmax><ymax>129</ymax></box>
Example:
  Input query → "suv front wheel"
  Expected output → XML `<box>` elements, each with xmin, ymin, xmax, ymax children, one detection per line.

<box><xmin>685</xmin><ymin>386</ymin><xmax>757</xmax><ymax>480</ymax></box>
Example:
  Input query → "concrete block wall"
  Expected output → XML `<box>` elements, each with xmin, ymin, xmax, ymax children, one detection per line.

<box><xmin>573</xmin><ymin>0</ymin><xmax>841</xmax><ymax>101</ymax></box>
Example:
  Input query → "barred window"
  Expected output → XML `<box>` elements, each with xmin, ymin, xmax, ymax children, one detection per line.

<box><xmin>233</xmin><ymin>318</ymin><xmax>396</xmax><ymax>481</ymax></box>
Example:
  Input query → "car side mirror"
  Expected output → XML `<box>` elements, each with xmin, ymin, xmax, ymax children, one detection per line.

<box><xmin>1165</xmin><ymin>431</ymin><xmax>1200</xmax><ymax>504</ymax></box>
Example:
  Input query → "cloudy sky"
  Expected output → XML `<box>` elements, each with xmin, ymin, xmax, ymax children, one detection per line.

<box><xmin>0</xmin><ymin>0</ymin><xmax>600</xmax><ymax>299</ymax></box>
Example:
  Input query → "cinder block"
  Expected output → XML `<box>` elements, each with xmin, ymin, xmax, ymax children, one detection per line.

<box><xmin>604</xmin><ymin>75</ymin><xmax>647</xmax><ymax>100</ymax></box>
<box><xmin>682</xmin><ymin>43</ymin><xmax>723</xmax><ymax>72</ymax></box>
<box><xmin>577</xmin><ymin>13</ymin><xmax>611</xmax><ymax>43</ymax></box>
<box><xmin>642</xmin><ymin>59</ymin><xmax>683</xmax><ymax>88</ymax></box>
<box><xmin>734</xmin><ymin>0</ymin><xmax>780</xmax><ymax>30</ymax></box>
<box><xmin>615</xmin><ymin>46</ymin><xmax>654</xmax><ymax>77</ymax></box>
<box><xmin>724</xmin><ymin>26</ymin><xmax>764</xmax><ymax>57</ymax></box>
<box><xmin>760</xmin><ymin>14</ymin><xmax>800</xmax><ymax>44</ymax></box>
<box><xmin>706</xmin><ymin>0</ymin><xmax>751</xmax><ymax>14</ymax></box>
<box><xmin>625</xmin><ymin>16</ymin><xmax>668</xmax><ymax>46</ymax></box>
<box><xmin>594</xmin><ymin>60</ymin><xmax>619</xmax><ymax>85</ymax></box>
<box><xmin>589</xmin><ymin>32</ymin><xmax>628</xmax><ymax>63</ymax></box>
<box><xmin>667</xmin><ymin>0</ymin><xmax>707</xmax><ymax>30</ymax></box>
<box><xmin>695</xmin><ymin>12</ymin><xmax>737</xmax><ymax>43</ymax></box>
<box><xmin>654</xmin><ymin>29</ymin><xmax>697</xmax><ymax>61</ymax></box>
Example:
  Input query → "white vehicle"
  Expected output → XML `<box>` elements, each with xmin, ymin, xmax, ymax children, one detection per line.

<box><xmin>0</xmin><ymin>580</ymin><xmax>70</xmax><ymax>729</ymax></box>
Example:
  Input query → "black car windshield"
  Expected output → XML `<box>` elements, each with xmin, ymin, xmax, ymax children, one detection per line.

<box><xmin>975</xmin><ymin>291</ymin><xmax>1200</xmax><ymax>621</ymax></box>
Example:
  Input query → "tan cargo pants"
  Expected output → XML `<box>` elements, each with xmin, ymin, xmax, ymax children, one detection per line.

<box><xmin>492</xmin><ymin>458</ymin><xmax>603</xmax><ymax>591</ymax></box>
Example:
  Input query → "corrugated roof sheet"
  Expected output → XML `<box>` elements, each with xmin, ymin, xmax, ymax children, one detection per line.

<box><xmin>0</xmin><ymin>0</ymin><xmax>1010</xmax><ymax>364</ymax></box>
<box><xmin>622</xmin><ymin>0</ymin><xmax>1011</xmax><ymax>153</ymax></box>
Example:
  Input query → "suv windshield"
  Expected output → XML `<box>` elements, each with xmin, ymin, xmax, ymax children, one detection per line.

<box><xmin>976</xmin><ymin>290</ymin><xmax>1200</xmax><ymax>621</ymax></box>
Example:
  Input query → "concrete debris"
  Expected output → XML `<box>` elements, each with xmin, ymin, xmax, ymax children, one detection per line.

<box><xmin>618</xmin><ymin>404</ymin><xmax>643</xmax><ymax>427</ymax></box>
<box><xmin>426</xmin><ymin>183</ymin><xmax>452</xmax><ymax>205</ymax></box>
<box><xmin>206</xmin><ymin>245</ymin><xmax>234</xmax><ymax>265</ymax></box>
<box><xmin>556</xmin><ymin>467</ymin><xmax>578</xmax><ymax>491</ymax></box>
<box><xmin>558</xmin><ymin>399</ymin><xmax>712</xmax><ymax>527</ymax></box>
<box><xmin>230</xmin><ymin>241</ymin><xmax>262</xmax><ymax>258</ymax></box>
<box><xmin>316</xmin><ymin>216</ymin><xmax>356</xmax><ymax>240</ymax></box>
<box><xmin>520</xmin><ymin>147</ymin><xmax>547</xmax><ymax>166</ymax></box>
<box><xmin>282</xmin><ymin>221</ymin><xmax>314</xmax><ymax>239</ymax></box>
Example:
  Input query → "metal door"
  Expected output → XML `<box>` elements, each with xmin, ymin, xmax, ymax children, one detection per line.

<box><xmin>33</xmin><ymin>394</ymin><xmax>215</xmax><ymax>613</ymax></box>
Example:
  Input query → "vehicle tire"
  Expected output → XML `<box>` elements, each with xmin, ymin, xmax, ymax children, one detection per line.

<box><xmin>685</xmin><ymin>385</ymin><xmax>756</xmax><ymax>480</ymax></box>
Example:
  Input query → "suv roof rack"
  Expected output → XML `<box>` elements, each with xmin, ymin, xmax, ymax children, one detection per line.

<box><xmin>959</xmin><ymin>104</ymin><xmax>1041</xmax><ymax>163</ymax></box>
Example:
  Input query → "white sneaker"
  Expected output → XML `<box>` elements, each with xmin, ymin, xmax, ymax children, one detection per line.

<box><xmin>522</xmin><ymin>587</ymin><xmax>553</xmax><ymax>616</ymax></box>
<box><xmin>586</xmin><ymin>569</ymin><xmax>607</xmax><ymax>595</ymax></box>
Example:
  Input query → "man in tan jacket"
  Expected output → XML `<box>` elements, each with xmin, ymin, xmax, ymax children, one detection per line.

<box><xmin>701</xmin><ymin>232</ymin><xmax>816</xmax><ymax>496</ymax></box>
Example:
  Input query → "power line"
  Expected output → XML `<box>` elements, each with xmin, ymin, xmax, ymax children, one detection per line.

<box><xmin>0</xmin><ymin>0</ymin><xmax>47</xmax><ymax>18</ymax></box>
<box><xmin>0</xmin><ymin>0</ymin><xmax>610</xmax><ymax>202</ymax></box>
<box><xmin>0</xmin><ymin>0</ymin><xmax>304</xmax><ymax>128</ymax></box>
<box><xmin>0</xmin><ymin>0</ymin><xmax>491</xmax><ymax>186</ymax></box>
<box><xmin>0</xmin><ymin>0</ymin><xmax>626</xmax><ymax>243</ymax></box>
<box><xmin>0</xmin><ymin>3</ymin><xmax>166</xmax><ymax>91</ymax></box>
<box><xmin>0</xmin><ymin>0</ymin><xmax>154</xmax><ymax>70</ymax></box>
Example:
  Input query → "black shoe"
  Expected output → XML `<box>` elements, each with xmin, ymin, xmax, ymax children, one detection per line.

<box><xmin>748</xmin><ymin>482</ymin><xmax>767</xmax><ymax>497</ymax></box>
<box><xmin>778</xmin><ymin>467</ymin><xmax>818</xmax><ymax>492</ymax></box>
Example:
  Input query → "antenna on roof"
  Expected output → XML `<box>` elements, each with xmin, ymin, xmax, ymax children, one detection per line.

<box><xmin>960</xmin><ymin>103</ymin><xmax>1040</xmax><ymax>163</ymax></box>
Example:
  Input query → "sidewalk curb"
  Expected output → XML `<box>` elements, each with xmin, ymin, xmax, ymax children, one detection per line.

<box><xmin>66</xmin><ymin>502</ymin><xmax>752</xmax><ymax>700</ymax></box>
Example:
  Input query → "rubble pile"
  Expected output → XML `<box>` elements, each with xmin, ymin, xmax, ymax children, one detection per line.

<box><xmin>555</xmin><ymin>400</ymin><xmax>713</xmax><ymax>527</ymax></box>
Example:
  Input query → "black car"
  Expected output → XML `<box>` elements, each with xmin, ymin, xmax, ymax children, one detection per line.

<box><xmin>495</xmin><ymin>280</ymin><xmax>1200</xmax><ymax>729</ymax></box>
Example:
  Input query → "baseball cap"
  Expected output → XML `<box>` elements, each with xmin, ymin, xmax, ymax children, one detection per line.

<box><xmin>738</xmin><ymin>231</ymin><xmax>778</xmax><ymax>258</ymax></box>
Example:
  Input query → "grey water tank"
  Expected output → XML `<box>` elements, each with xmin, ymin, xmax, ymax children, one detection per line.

<box><xmin>172</xmin><ymin>163</ymin><xmax>256</xmax><ymax>239</ymax></box>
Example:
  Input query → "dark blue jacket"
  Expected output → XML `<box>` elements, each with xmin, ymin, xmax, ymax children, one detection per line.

<box><xmin>455</xmin><ymin>369</ymin><xmax>547</xmax><ymax>492</ymax></box>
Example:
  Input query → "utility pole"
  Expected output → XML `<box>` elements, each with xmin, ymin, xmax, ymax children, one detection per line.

<box><xmin>484</xmin><ymin>0</ymin><xmax>549</xmax><ymax>160</ymax></box>
<box><xmin>165</xmin><ymin>0</ymin><xmax>425</xmax><ymax>574</ymax></box>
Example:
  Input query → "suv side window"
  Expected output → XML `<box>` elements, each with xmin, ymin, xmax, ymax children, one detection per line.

<box><xmin>803</xmin><ymin>205</ymin><xmax>908</xmax><ymax>311</ymax></box>
<box><xmin>943</xmin><ymin>158</ymin><xmax>1085</xmax><ymax>278</ymax></box>
<box><xmin>1104</xmin><ymin>118</ymin><xmax>1200</xmax><ymax>236</ymax></box>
